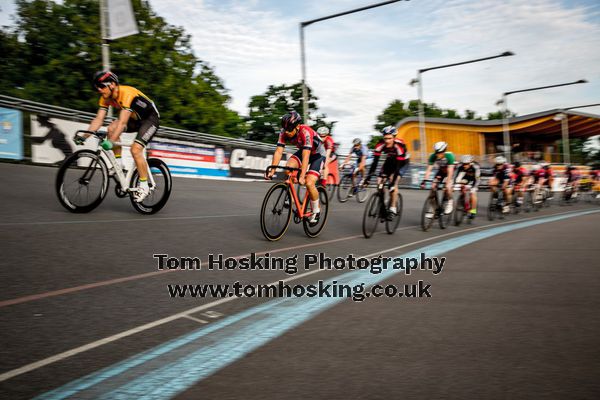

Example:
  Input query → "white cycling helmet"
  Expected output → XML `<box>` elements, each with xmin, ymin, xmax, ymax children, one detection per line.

<box><xmin>494</xmin><ymin>156</ymin><xmax>507</xmax><ymax>165</ymax></box>
<box><xmin>352</xmin><ymin>138</ymin><xmax>362</xmax><ymax>145</ymax></box>
<box><xmin>461</xmin><ymin>155</ymin><xmax>474</xmax><ymax>164</ymax></box>
<box><xmin>433</xmin><ymin>141</ymin><xmax>448</xmax><ymax>153</ymax></box>
<box><xmin>317</xmin><ymin>126</ymin><xmax>330</xmax><ymax>136</ymax></box>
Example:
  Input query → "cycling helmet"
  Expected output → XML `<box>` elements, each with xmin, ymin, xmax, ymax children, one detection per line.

<box><xmin>460</xmin><ymin>155</ymin><xmax>474</xmax><ymax>164</ymax></box>
<box><xmin>93</xmin><ymin>70</ymin><xmax>118</xmax><ymax>89</ymax></box>
<box><xmin>567</xmin><ymin>164</ymin><xmax>576</xmax><ymax>170</ymax></box>
<box><xmin>532</xmin><ymin>164</ymin><xmax>541</xmax><ymax>171</ymax></box>
<box><xmin>494</xmin><ymin>156</ymin><xmax>507</xmax><ymax>165</ymax></box>
<box><xmin>513</xmin><ymin>161</ymin><xmax>521</xmax><ymax>168</ymax></box>
<box><xmin>540</xmin><ymin>161</ymin><xmax>550</xmax><ymax>168</ymax></box>
<box><xmin>433</xmin><ymin>141</ymin><xmax>447</xmax><ymax>153</ymax></box>
<box><xmin>352</xmin><ymin>138</ymin><xmax>361</xmax><ymax>145</ymax></box>
<box><xmin>317</xmin><ymin>126</ymin><xmax>330</xmax><ymax>136</ymax></box>
<box><xmin>381</xmin><ymin>126</ymin><xmax>396</xmax><ymax>136</ymax></box>
<box><xmin>281</xmin><ymin>111</ymin><xmax>302</xmax><ymax>132</ymax></box>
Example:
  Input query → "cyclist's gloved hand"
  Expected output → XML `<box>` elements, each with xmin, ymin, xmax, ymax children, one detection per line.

<box><xmin>74</xmin><ymin>136</ymin><xmax>85</xmax><ymax>145</ymax></box>
<box><xmin>420</xmin><ymin>179</ymin><xmax>427</xmax><ymax>189</ymax></box>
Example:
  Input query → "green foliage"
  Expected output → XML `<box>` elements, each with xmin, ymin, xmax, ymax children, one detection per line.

<box><xmin>246</xmin><ymin>82</ymin><xmax>333</xmax><ymax>143</ymax></box>
<box><xmin>1</xmin><ymin>0</ymin><xmax>246</xmax><ymax>137</ymax></box>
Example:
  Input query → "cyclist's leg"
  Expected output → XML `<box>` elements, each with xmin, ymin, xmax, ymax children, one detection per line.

<box><xmin>132</xmin><ymin>114</ymin><xmax>159</xmax><ymax>181</ymax></box>
<box><xmin>306</xmin><ymin>155</ymin><xmax>325</xmax><ymax>222</ymax></box>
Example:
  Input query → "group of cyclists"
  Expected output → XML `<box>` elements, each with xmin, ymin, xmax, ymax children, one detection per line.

<box><xmin>78</xmin><ymin>70</ymin><xmax>600</xmax><ymax>231</ymax></box>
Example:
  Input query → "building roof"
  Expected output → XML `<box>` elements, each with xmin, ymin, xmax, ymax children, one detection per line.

<box><xmin>396</xmin><ymin>109</ymin><xmax>600</xmax><ymax>139</ymax></box>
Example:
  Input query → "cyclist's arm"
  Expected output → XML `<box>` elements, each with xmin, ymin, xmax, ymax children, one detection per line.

<box><xmin>473</xmin><ymin>164</ymin><xmax>481</xmax><ymax>189</ymax></box>
<box><xmin>111</xmin><ymin>109</ymin><xmax>132</xmax><ymax>138</ymax></box>
<box><xmin>423</xmin><ymin>165</ymin><xmax>433</xmax><ymax>181</ymax></box>
<box><xmin>446</xmin><ymin>165</ymin><xmax>455</xmax><ymax>186</ymax></box>
<box><xmin>359</xmin><ymin>155</ymin><xmax>366</xmax><ymax>170</ymax></box>
<box><xmin>300</xmin><ymin>149</ymin><xmax>311</xmax><ymax>178</ymax></box>
<box><xmin>87</xmin><ymin>108</ymin><xmax>107</xmax><ymax>133</ymax></box>
<box><xmin>270</xmin><ymin>146</ymin><xmax>284</xmax><ymax>168</ymax></box>
<box><xmin>325</xmin><ymin>148</ymin><xmax>332</xmax><ymax>163</ymax></box>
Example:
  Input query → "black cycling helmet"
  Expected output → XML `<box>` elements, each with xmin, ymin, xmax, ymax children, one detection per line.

<box><xmin>93</xmin><ymin>70</ymin><xmax>119</xmax><ymax>89</ymax></box>
<box><xmin>281</xmin><ymin>111</ymin><xmax>302</xmax><ymax>132</ymax></box>
<box><xmin>381</xmin><ymin>126</ymin><xmax>396</xmax><ymax>136</ymax></box>
<box><xmin>513</xmin><ymin>161</ymin><xmax>521</xmax><ymax>168</ymax></box>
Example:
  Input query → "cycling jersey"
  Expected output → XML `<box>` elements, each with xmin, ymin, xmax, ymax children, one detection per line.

<box><xmin>532</xmin><ymin>169</ymin><xmax>549</xmax><ymax>182</ymax></box>
<box><xmin>492</xmin><ymin>164</ymin><xmax>511</xmax><ymax>182</ymax></box>
<box><xmin>566</xmin><ymin>170</ymin><xmax>580</xmax><ymax>183</ymax></box>
<box><xmin>511</xmin><ymin>166</ymin><xmax>527</xmax><ymax>184</ymax></box>
<box><xmin>99</xmin><ymin>85</ymin><xmax>159</xmax><ymax>120</ymax></box>
<box><xmin>350</xmin><ymin>144</ymin><xmax>369</xmax><ymax>164</ymax></box>
<box><xmin>277</xmin><ymin>125</ymin><xmax>326</xmax><ymax>157</ymax></box>
<box><xmin>428</xmin><ymin>152</ymin><xmax>455</xmax><ymax>177</ymax></box>
<box><xmin>455</xmin><ymin>162</ymin><xmax>481</xmax><ymax>188</ymax></box>
<box><xmin>368</xmin><ymin>139</ymin><xmax>409</xmax><ymax>179</ymax></box>
<box><xmin>322</xmin><ymin>136</ymin><xmax>335</xmax><ymax>153</ymax></box>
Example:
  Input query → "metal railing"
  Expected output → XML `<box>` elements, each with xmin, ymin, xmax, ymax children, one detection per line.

<box><xmin>0</xmin><ymin>94</ymin><xmax>278</xmax><ymax>153</ymax></box>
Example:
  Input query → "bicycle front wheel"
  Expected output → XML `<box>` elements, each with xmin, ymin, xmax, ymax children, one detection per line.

<box><xmin>356</xmin><ymin>172</ymin><xmax>368</xmax><ymax>203</ymax></box>
<box><xmin>362</xmin><ymin>192</ymin><xmax>381</xmax><ymax>238</ymax></box>
<box><xmin>260</xmin><ymin>183</ymin><xmax>293</xmax><ymax>241</ymax></box>
<box><xmin>421</xmin><ymin>195</ymin><xmax>436</xmax><ymax>232</ymax></box>
<box><xmin>130</xmin><ymin>158</ymin><xmax>173</xmax><ymax>215</ymax></box>
<box><xmin>55</xmin><ymin>150</ymin><xmax>109</xmax><ymax>213</ymax></box>
<box><xmin>454</xmin><ymin>194</ymin><xmax>466</xmax><ymax>226</ymax></box>
<box><xmin>385</xmin><ymin>191</ymin><xmax>402</xmax><ymax>234</ymax></box>
<box><xmin>303</xmin><ymin>185</ymin><xmax>329</xmax><ymax>238</ymax></box>
<box><xmin>337</xmin><ymin>175</ymin><xmax>352</xmax><ymax>203</ymax></box>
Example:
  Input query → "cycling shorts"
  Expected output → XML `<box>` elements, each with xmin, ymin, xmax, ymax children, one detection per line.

<box><xmin>126</xmin><ymin>113</ymin><xmax>160</xmax><ymax>147</ymax></box>
<box><xmin>290</xmin><ymin>150</ymin><xmax>325</xmax><ymax>179</ymax></box>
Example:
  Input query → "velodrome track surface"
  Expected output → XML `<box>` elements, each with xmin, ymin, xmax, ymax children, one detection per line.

<box><xmin>1</xmin><ymin>163</ymin><xmax>599</xmax><ymax>399</ymax></box>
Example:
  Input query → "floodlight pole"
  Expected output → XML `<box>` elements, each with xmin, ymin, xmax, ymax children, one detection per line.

<box><xmin>413</xmin><ymin>51</ymin><xmax>515</xmax><ymax>163</ymax></box>
<box><xmin>299</xmin><ymin>0</ymin><xmax>406</xmax><ymax>123</ymax></box>
<box><xmin>498</xmin><ymin>79</ymin><xmax>588</xmax><ymax>164</ymax></box>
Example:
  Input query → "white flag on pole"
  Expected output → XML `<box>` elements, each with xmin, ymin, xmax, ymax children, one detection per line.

<box><xmin>106</xmin><ymin>0</ymin><xmax>139</xmax><ymax>40</ymax></box>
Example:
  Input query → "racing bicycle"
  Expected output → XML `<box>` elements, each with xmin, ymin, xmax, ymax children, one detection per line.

<box><xmin>421</xmin><ymin>179</ymin><xmax>452</xmax><ymax>231</ymax></box>
<box><xmin>337</xmin><ymin>164</ymin><xmax>368</xmax><ymax>203</ymax></box>
<box><xmin>260</xmin><ymin>166</ymin><xmax>329</xmax><ymax>241</ymax></box>
<box><xmin>55</xmin><ymin>130</ymin><xmax>172</xmax><ymax>214</ymax></box>
<box><xmin>362</xmin><ymin>175</ymin><xmax>403</xmax><ymax>238</ymax></box>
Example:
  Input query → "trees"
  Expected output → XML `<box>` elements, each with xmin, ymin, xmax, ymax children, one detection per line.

<box><xmin>246</xmin><ymin>82</ymin><xmax>333</xmax><ymax>143</ymax></box>
<box><xmin>1</xmin><ymin>0</ymin><xmax>246</xmax><ymax>136</ymax></box>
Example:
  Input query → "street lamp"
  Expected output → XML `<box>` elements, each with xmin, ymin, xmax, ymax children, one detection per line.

<box><xmin>553</xmin><ymin>103</ymin><xmax>600</xmax><ymax>164</ymax></box>
<box><xmin>300</xmin><ymin>0</ymin><xmax>408</xmax><ymax>123</ymax></box>
<box><xmin>496</xmin><ymin>79</ymin><xmax>588</xmax><ymax>163</ymax></box>
<box><xmin>410</xmin><ymin>51</ymin><xmax>514</xmax><ymax>163</ymax></box>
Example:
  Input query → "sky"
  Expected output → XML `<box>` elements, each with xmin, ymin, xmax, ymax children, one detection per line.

<box><xmin>1</xmin><ymin>0</ymin><xmax>600</xmax><ymax>148</ymax></box>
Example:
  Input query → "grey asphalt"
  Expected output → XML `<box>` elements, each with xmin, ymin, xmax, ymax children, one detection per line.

<box><xmin>0</xmin><ymin>163</ymin><xmax>599</xmax><ymax>399</ymax></box>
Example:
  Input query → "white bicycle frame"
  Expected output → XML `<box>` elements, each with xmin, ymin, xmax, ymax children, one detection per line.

<box><xmin>98</xmin><ymin>140</ymin><xmax>156</xmax><ymax>194</ymax></box>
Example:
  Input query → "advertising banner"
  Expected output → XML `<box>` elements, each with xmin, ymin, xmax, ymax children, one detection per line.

<box><xmin>0</xmin><ymin>107</ymin><xmax>23</xmax><ymax>160</ymax></box>
<box><xmin>229</xmin><ymin>147</ymin><xmax>291</xmax><ymax>180</ymax></box>
<box><xmin>148</xmin><ymin>138</ymin><xmax>229</xmax><ymax>178</ymax></box>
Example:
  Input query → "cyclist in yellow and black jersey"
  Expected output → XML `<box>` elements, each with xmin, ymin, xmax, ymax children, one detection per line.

<box><xmin>85</xmin><ymin>71</ymin><xmax>160</xmax><ymax>202</ymax></box>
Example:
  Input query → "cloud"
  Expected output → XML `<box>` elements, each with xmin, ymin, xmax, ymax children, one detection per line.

<box><xmin>151</xmin><ymin>0</ymin><xmax>600</xmax><ymax>148</ymax></box>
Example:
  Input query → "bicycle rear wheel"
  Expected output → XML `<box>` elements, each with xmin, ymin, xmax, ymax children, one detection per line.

<box><xmin>356</xmin><ymin>172</ymin><xmax>368</xmax><ymax>203</ymax></box>
<box><xmin>385</xmin><ymin>192</ymin><xmax>402</xmax><ymax>234</ymax></box>
<box><xmin>421</xmin><ymin>196</ymin><xmax>436</xmax><ymax>231</ymax></box>
<box><xmin>487</xmin><ymin>193</ymin><xmax>497</xmax><ymax>221</ymax></box>
<box><xmin>260</xmin><ymin>183</ymin><xmax>293</xmax><ymax>241</ymax></box>
<box><xmin>55</xmin><ymin>150</ymin><xmax>109</xmax><ymax>213</ymax></box>
<box><xmin>362</xmin><ymin>192</ymin><xmax>381</xmax><ymax>238</ymax></box>
<box><xmin>303</xmin><ymin>186</ymin><xmax>329</xmax><ymax>238</ymax></box>
<box><xmin>454</xmin><ymin>194</ymin><xmax>466</xmax><ymax>226</ymax></box>
<box><xmin>130</xmin><ymin>158</ymin><xmax>172</xmax><ymax>215</ymax></box>
<box><xmin>337</xmin><ymin>175</ymin><xmax>352</xmax><ymax>203</ymax></box>
<box><xmin>326</xmin><ymin>173</ymin><xmax>337</xmax><ymax>200</ymax></box>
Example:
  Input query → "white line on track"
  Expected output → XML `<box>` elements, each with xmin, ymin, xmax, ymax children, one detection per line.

<box><xmin>1</xmin><ymin>208</ymin><xmax>595</xmax><ymax>383</ymax></box>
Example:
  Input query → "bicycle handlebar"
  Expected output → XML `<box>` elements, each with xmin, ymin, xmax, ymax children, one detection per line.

<box><xmin>74</xmin><ymin>130</ymin><xmax>106</xmax><ymax>141</ymax></box>
<box><xmin>265</xmin><ymin>165</ymin><xmax>300</xmax><ymax>173</ymax></box>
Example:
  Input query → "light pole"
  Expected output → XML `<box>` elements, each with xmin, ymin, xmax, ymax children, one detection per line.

<box><xmin>410</xmin><ymin>51</ymin><xmax>514</xmax><ymax>163</ymax></box>
<box><xmin>553</xmin><ymin>103</ymin><xmax>600</xmax><ymax>164</ymax></box>
<box><xmin>299</xmin><ymin>0</ymin><xmax>407</xmax><ymax>123</ymax></box>
<box><xmin>496</xmin><ymin>79</ymin><xmax>588</xmax><ymax>163</ymax></box>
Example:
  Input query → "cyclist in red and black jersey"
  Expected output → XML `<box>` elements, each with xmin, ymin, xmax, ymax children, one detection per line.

<box><xmin>364</xmin><ymin>126</ymin><xmax>409</xmax><ymax>217</ymax></box>
<box><xmin>541</xmin><ymin>162</ymin><xmax>555</xmax><ymax>200</ymax></box>
<box><xmin>317</xmin><ymin>126</ymin><xmax>335</xmax><ymax>187</ymax></box>
<box><xmin>266</xmin><ymin>111</ymin><xmax>325</xmax><ymax>224</ymax></box>
<box><xmin>511</xmin><ymin>161</ymin><xmax>528</xmax><ymax>207</ymax></box>
<box><xmin>489</xmin><ymin>156</ymin><xmax>512</xmax><ymax>213</ymax></box>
